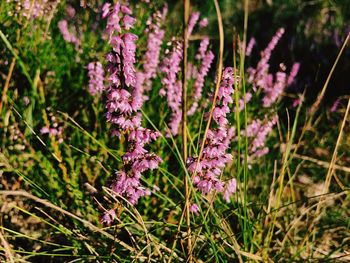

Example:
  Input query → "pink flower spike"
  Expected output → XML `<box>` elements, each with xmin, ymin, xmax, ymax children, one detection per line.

<box><xmin>287</xmin><ymin>62</ymin><xmax>300</xmax><ymax>86</ymax></box>
<box><xmin>123</xmin><ymin>15</ymin><xmax>136</xmax><ymax>30</ymax></box>
<box><xmin>199</xmin><ymin>18</ymin><xmax>208</xmax><ymax>28</ymax></box>
<box><xmin>101</xmin><ymin>209</ymin><xmax>116</xmax><ymax>225</ymax></box>
<box><xmin>87</xmin><ymin>62</ymin><xmax>105</xmax><ymax>95</ymax></box>
<box><xmin>189</xmin><ymin>203</ymin><xmax>200</xmax><ymax>215</ymax></box>
<box><xmin>331</xmin><ymin>98</ymin><xmax>341</xmax><ymax>112</ymax></box>
<box><xmin>187</xmin><ymin>12</ymin><xmax>200</xmax><ymax>38</ymax></box>
<box><xmin>102</xmin><ymin>3</ymin><xmax>162</xmax><ymax>208</ymax></box>
<box><xmin>102</xmin><ymin>3</ymin><xmax>111</xmax><ymax>18</ymax></box>
<box><xmin>246</xmin><ymin>37</ymin><xmax>256</xmax><ymax>56</ymax></box>
<box><xmin>187</xmin><ymin>67</ymin><xmax>237</xmax><ymax>198</ymax></box>
<box><xmin>223</xmin><ymin>178</ymin><xmax>237</xmax><ymax>203</ymax></box>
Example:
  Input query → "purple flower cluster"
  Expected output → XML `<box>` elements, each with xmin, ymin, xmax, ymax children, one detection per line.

<box><xmin>102</xmin><ymin>2</ymin><xmax>162</xmax><ymax>208</ymax></box>
<box><xmin>40</xmin><ymin>112</ymin><xmax>65</xmax><ymax>144</ymax></box>
<box><xmin>187</xmin><ymin>12</ymin><xmax>200</xmax><ymax>38</ymax></box>
<box><xmin>140</xmin><ymin>6</ymin><xmax>168</xmax><ymax>92</ymax></box>
<box><xmin>235</xmin><ymin>92</ymin><xmax>252</xmax><ymax>112</ymax></box>
<box><xmin>188</xmin><ymin>37</ymin><xmax>215</xmax><ymax>116</ymax></box>
<box><xmin>187</xmin><ymin>68</ymin><xmax>238</xmax><ymax>201</ymax></box>
<box><xmin>247</xmin><ymin>28</ymin><xmax>285</xmax><ymax>92</ymax></box>
<box><xmin>287</xmin><ymin>63</ymin><xmax>300</xmax><ymax>86</ymax></box>
<box><xmin>247</xmin><ymin>28</ymin><xmax>300</xmax><ymax>107</ymax></box>
<box><xmin>330</xmin><ymin>98</ymin><xmax>341</xmax><ymax>112</ymax></box>
<box><xmin>223</xmin><ymin>178</ymin><xmax>237</xmax><ymax>203</ymax></box>
<box><xmin>111</xmin><ymin>127</ymin><xmax>162</xmax><ymax>204</ymax></box>
<box><xmin>189</xmin><ymin>203</ymin><xmax>200</xmax><ymax>214</ymax></box>
<box><xmin>58</xmin><ymin>20</ymin><xmax>80</xmax><ymax>47</ymax></box>
<box><xmin>103</xmin><ymin>3</ymin><xmax>140</xmax><ymax>135</ymax></box>
<box><xmin>9</xmin><ymin>0</ymin><xmax>58</xmax><ymax>20</ymax></box>
<box><xmin>101</xmin><ymin>209</ymin><xmax>116</xmax><ymax>225</ymax></box>
<box><xmin>160</xmin><ymin>41</ymin><xmax>183</xmax><ymax>136</ymax></box>
<box><xmin>87</xmin><ymin>62</ymin><xmax>105</xmax><ymax>95</ymax></box>
<box><xmin>246</xmin><ymin>37</ymin><xmax>256</xmax><ymax>57</ymax></box>
<box><xmin>261</xmin><ymin>71</ymin><xmax>287</xmax><ymax>107</ymax></box>
<box><xmin>199</xmin><ymin>18</ymin><xmax>208</xmax><ymax>28</ymax></box>
<box><xmin>243</xmin><ymin>115</ymin><xmax>278</xmax><ymax>163</ymax></box>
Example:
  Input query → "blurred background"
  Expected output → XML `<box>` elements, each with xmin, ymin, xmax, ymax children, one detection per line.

<box><xmin>174</xmin><ymin>0</ymin><xmax>350</xmax><ymax>105</ymax></box>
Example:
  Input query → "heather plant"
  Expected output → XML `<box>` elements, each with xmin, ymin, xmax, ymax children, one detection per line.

<box><xmin>0</xmin><ymin>0</ymin><xmax>350</xmax><ymax>262</ymax></box>
<box><xmin>102</xmin><ymin>2</ymin><xmax>162</xmax><ymax>209</ymax></box>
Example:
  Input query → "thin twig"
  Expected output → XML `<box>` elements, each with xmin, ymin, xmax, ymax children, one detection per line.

<box><xmin>0</xmin><ymin>230</ymin><xmax>15</xmax><ymax>263</ymax></box>
<box><xmin>294</xmin><ymin>154</ymin><xmax>350</xmax><ymax>173</ymax></box>
<box><xmin>182</xmin><ymin>0</ymin><xmax>191</xmax><ymax>261</ymax></box>
<box><xmin>0</xmin><ymin>58</ymin><xmax>16</xmax><ymax>113</ymax></box>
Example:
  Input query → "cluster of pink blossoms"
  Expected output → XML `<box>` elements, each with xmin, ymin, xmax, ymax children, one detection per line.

<box><xmin>58</xmin><ymin>20</ymin><xmax>80</xmax><ymax>47</ymax></box>
<box><xmin>87</xmin><ymin>62</ymin><xmax>105</xmax><ymax>95</ymax></box>
<box><xmin>40</xmin><ymin>112</ymin><xmax>65</xmax><ymax>144</ymax></box>
<box><xmin>101</xmin><ymin>2</ymin><xmax>162</xmax><ymax>221</ymax></box>
<box><xmin>133</xmin><ymin>6</ymin><xmax>167</xmax><ymax>104</ymax></box>
<box><xmin>160</xmin><ymin>40</ymin><xmax>183</xmax><ymax>136</ymax></box>
<box><xmin>245</xmin><ymin>37</ymin><xmax>256</xmax><ymax>57</ymax></box>
<box><xmin>161</xmin><ymin>12</ymin><xmax>214</xmax><ymax>135</ymax></box>
<box><xmin>188</xmin><ymin>35</ymin><xmax>215</xmax><ymax>115</ymax></box>
<box><xmin>187</xmin><ymin>12</ymin><xmax>214</xmax><ymax>116</ymax></box>
<box><xmin>242</xmin><ymin>115</ymin><xmax>278</xmax><ymax>164</ymax></box>
<box><xmin>247</xmin><ymin>28</ymin><xmax>300</xmax><ymax>107</ymax></box>
<box><xmin>187</xmin><ymin>12</ymin><xmax>200</xmax><ymax>38</ymax></box>
<box><xmin>8</xmin><ymin>0</ymin><xmax>59</xmax><ymax>20</ymax></box>
<box><xmin>140</xmin><ymin>5</ymin><xmax>168</xmax><ymax>93</ymax></box>
<box><xmin>187</xmin><ymin>68</ymin><xmax>238</xmax><ymax>202</ymax></box>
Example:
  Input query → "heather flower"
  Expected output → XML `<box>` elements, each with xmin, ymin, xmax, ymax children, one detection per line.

<box><xmin>331</xmin><ymin>98</ymin><xmax>341</xmax><ymax>112</ymax></box>
<box><xmin>187</xmin><ymin>68</ymin><xmax>238</xmax><ymax>199</ymax></box>
<box><xmin>160</xmin><ymin>41</ymin><xmax>183</xmax><ymax>136</ymax></box>
<box><xmin>223</xmin><ymin>178</ymin><xmax>237</xmax><ymax>203</ymax></box>
<box><xmin>10</xmin><ymin>0</ymin><xmax>59</xmax><ymax>20</ymax></box>
<box><xmin>40</xmin><ymin>112</ymin><xmax>65</xmax><ymax>144</ymax></box>
<box><xmin>187</xmin><ymin>62</ymin><xmax>198</xmax><ymax>80</ymax></box>
<box><xmin>188</xmin><ymin>38</ymin><xmax>214</xmax><ymax>116</ymax></box>
<box><xmin>262</xmin><ymin>71</ymin><xmax>287</xmax><ymax>107</ymax></box>
<box><xmin>247</xmin><ymin>28</ymin><xmax>285</xmax><ymax>91</ymax></box>
<box><xmin>246</xmin><ymin>37</ymin><xmax>256</xmax><ymax>56</ymax></box>
<box><xmin>87</xmin><ymin>62</ymin><xmax>105</xmax><ymax>95</ymax></box>
<box><xmin>58</xmin><ymin>20</ymin><xmax>80</xmax><ymax>47</ymax></box>
<box><xmin>196</xmin><ymin>36</ymin><xmax>210</xmax><ymax>60</ymax></box>
<box><xmin>103</xmin><ymin>2</ymin><xmax>162</xmax><ymax>208</ymax></box>
<box><xmin>140</xmin><ymin>5</ymin><xmax>167</xmax><ymax>92</ymax></box>
<box><xmin>65</xmin><ymin>5</ymin><xmax>76</xmax><ymax>18</ymax></box>
<box><xmin>287</xmin><ymin>62</ymin><xmax>300</xmax><ymax>86</ymax></box>
<box><xmin>101</xmin><ymin>209</ymin><xmax>117</xmax><ymax>225</ymax></box>
<box><xmin>199</xmin><ymin>18</ymin><xmax>208</xmax><ymax>28</ymax></box>
<box><xmin>243</xmin><ymin>115</ymin><xmax>278</xmax><ymax>162</ymax></box>
<box><xmin>101</xmin><ymin>2</ymin><xmax>111</xmax><ymax>18</ymax></box>
<box><xmin>187</xmin><ymin>12</ymin><xmax>200</xmax><ymax>38</ymax></box>
<box><xmin>189</xmin><ymin>203</ymin><xmax>200</xmax><ymax>214</ymax></box>
<box><xmin>292</xmin><ymin>97</ymin><xmax>302</xmax><ymax>108</ymax></box>
<box><xmin>235</xmin><ymin>92</ymin><xmax>252</xmax><ymax>112</ymax></box>
<box><xmin>103</xmin><ymin>2</ymin><xmax>121</xmax><ymax>39</ymax></box>
<box><xmin>247</xmin><ymin>29</ymin><xmax>300</xmax><ymax>107</ymax></box>
<box><xmin>123</xmin><ymin>15</ymin><xmax>136</xmax><ymax>30</ymax></box>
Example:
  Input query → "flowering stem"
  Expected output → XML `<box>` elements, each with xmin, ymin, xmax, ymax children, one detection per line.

<box><xmin>0</xmin><ymin>58</ymin><xmax>16</xmax><ymax>113</ymax></box>
<box><xmin>182</xmin><ymin>0</ymin><xmax>191</xmax><ymax>261</ymax></box>
<box><xmin>190</xmin><ymin>0</ymin><xmax>224</xmax><ymax>184</ymax></box>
